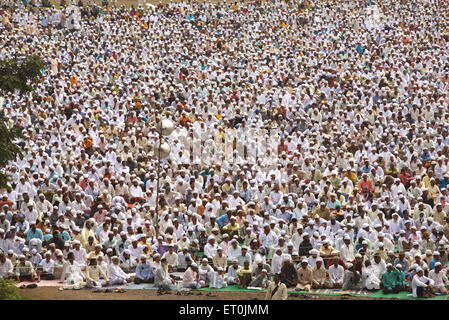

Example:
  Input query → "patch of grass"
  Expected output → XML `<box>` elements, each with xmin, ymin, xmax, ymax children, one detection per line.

<box><xmin>0</xmin><ymin>279</ymin><xmax>33</xmax><ymax>300</ymax></box>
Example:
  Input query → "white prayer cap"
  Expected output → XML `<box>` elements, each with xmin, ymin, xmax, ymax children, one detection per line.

<box><xmin>106</xmin><ymin>248</ymin><xmax>113</xmax><ymax>253</ymax></box>
<box><xmin>378</xmin><ymin>243</ymin><xmax>384</xmax><ymax>247</ymax></box>
<box><xmin>386</xmin><ymin>263</ymin><xmax>392</xmax><ymax>268</ymax></box>
<box><xmin>435</xmin><ymin>262</ymin><xmax>442</xmax><ymax>267</ymax></box>
<box><xmin>232</xmin><ymin>259</ymin><xmax>238</xmax><ymax>263</ymax></box>
<box><xmin>434</xmin><ymin>251</ymin><xmax>441</xmax><ymax>256</ymax></box>
<box><xmin>191</xmin><ymin>263</ymin><xmax>198</xmax><ymax>268</ymax></box>
<box><xmin>7</xmin><ymin>250</ymin><xmax>13</xmax><ymax>254</ymax></box>
<box><xmin>120</xmin><ymin>231</ymin><xmax>126</xmax><ymax>236</ymax></box>
<box><xmin>416</xmin><ymin>267</ymin><xmax>423</xmax><ymax>272</ymax></box>
<box><xmin>301</xmin><ymin>259</ymin><xmax>308</xmax><ymax>264</ymax></box>
<box><xmin>73</xmin><ymin>240</ymin><xmax>80</xmax><ymax>245</ymax></box>
<box><xmin>343</xmin><ymin>235</ymin><xmax>350</xmax><ymax>240</ymax></box>
<box><xmin>396</xmin><ymin>264</ymin><xmax>402</xmax><ymax>269</ymax></box>
<box><xmin>140</xmin><ymin>254</ymin><xmax>147</xmax><ymax>259</ymax></box>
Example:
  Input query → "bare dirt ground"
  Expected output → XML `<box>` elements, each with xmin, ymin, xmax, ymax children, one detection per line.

<box><xmin>21</xmin><ymin>287</ymin><xmax>388</xmax><ymax>300</ymax></box>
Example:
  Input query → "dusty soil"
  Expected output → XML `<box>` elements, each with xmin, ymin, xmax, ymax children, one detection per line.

<box><xmin>21</xmin><ymin>287</ymin><xmax>388</xmax><ymax>300</ymax></box>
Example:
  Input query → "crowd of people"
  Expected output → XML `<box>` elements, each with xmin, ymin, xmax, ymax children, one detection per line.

<box><xmin>0</xmin><ymin>0</ymin><xmax>449</xmax><ymax>300</ymax></box>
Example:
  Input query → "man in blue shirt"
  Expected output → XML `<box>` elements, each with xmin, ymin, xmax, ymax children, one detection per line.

<box><xmin>429</xmin><ymin>251</ymin><xmax>442</xmax><ymax>271</ymax></box>
<box><xmin>26</xmin><ymin>222</ymin><xmax>43</xmax><ymax>244</ymax></box>
<box><xmin>134</xmin><ymin>255</ymin><xmax>154</xmax><ymax>284</ymax></box>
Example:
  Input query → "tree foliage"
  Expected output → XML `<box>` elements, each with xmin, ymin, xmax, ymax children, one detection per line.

<box><xmin>0</xmin><ymin>279</ymin><xmax>32</xmax><ymax>300</ymax></box>
<box><xmin>0</xmin><ymin>54</ymin><xmax>44</xmax><ymax>94</ymax></box>
<box><xmin>0</xmin><ymin>111</ymin><xmax>23</xmax><ymax>189</ymax></box>
<box><xmin>0</xmin><ymin>54</ymin><xmax>43</xmax><ymax>189</ymax></box>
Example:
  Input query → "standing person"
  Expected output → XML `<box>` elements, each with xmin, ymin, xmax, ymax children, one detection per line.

<box><xmin>265</xmin><ymin>273</ymin><xmax>288</xmax><ymax>300</ymax></box>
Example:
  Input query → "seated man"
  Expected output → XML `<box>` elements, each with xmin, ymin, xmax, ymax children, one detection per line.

<box><xmin>312</xmin><ymin>258</ymin><xmax>328</xmax><ymax>289</ymax></box>
<box><xmin>0</xmin><ymin>253</ymin><xmax>14</xmax><ymax>279</ymax></box>
<box><xmin>109</xmin><ymin>256</ymin><xmax>133</xmax><ymax>285</ymax></box>
<box><xmin>212</xmin><ymin>247</ymin><xmax>227</xmax><ymax>271</ymax></box>
<box><xmin>154</xmin><ymin>258</ymin><xmax>176</xmax><ymax>290</ymax></box>
<box><xmin>342</xmin><ymin>263</ymin><xmax>361</xmax><ymax>290</ymax></box>
<box><xmin>328</xmin><ymin>257</ymin><xmax>344</xmax><ymax>288</ymax></box>
<box><xmin>15</xmin><ymin>255</ymin><xmax>37</xmax><ymax>283</ymax></box>
<box><xmin>428</xmin><ymin>262</ymin><xmax>449</xmax><ymax>295</ymax></box>
<box><xmin>295</xmin><ymin>259</ymin><xmax>313</xmax><ymax>291</ymax></box>
<box><xmin>211</xmin><ymin>267</ymin><xmax>227</xmax><ymax>289</ymax></box>
<box><xmin>280</xmin><ymin>256</ymin><xmax>298</xmax><ymax>289</ymax></box>
<box><xmin>236</xmin><ymin>260</ymin><xmax>253</xmax><ymax>289</ymax></box>
<box><xmin>382</xmin><ymin>263</ymin><xmax>406</xmax><ymax>294</ymax></box>
<box><xmin>412</xmin><ymin>267</ymin><xmax>435</xmax><ymax>298</ymax></box>
<box><xmin>362</xmin><ymin>260</ymin><xmax>381</xmax><ymax>290</ymax></box>
<box><xmin>37</xmin><ymin>252</ymin><xmax>55</xmax><ymax>281</ymax></box>
<box><xmin>182</xmin><ymin>263</ymin><xmax>201</xmax><ymax>289</ymax></box>
<box><xmin>162</xmin><ymin>245</ymin><xmax>178</xmax><ymax>273</ymax></box>
<box><xmin>249</xmin><ymin>268</ymin><xmax>271</xmax><ymax>289</ymax></box>
<box><xmin>227</xmin><ymin>259</ymin><xmax>240</xmax><ymax>285</ymax></box>
<box><xmin>134</xmin><ymin>255</ymin><xmax>154</xmax><ymax>284</ymax></box>
<box><xmin>85</xmin><ymin>257</ymin><xmax>110</xmax><ymax>289</ymax></box>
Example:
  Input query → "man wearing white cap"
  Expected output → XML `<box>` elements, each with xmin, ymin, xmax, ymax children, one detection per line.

<box><xmin>249</xmin><ymin>268</ymin><xmax>271</xmax><ymax>290</ymax></box>
<box><xmin>340</xmin><ymin>235</ymin><xmax>355</xmax><ymax>263</ymax></box>
<box><xmin>227</xmin><ymin>239</ymin><xmax>241</xmax><ymax>263</ymax></box>
<box><xmin>295</xmin><ymin>259</ymin><xmax>313</xmax><ymax>291</ymax></box>
<box><xmin>60</xmin><ymin>252</ymin><xmax>85</xmax><ymax>290</ymax></box>
<box><xmin>162</xmin><ymin>245</ymin><xmax>178</xmax><ymax>271</ymax></box>
<box><xmin>412</xmin><ymin>267</ymin><xmax>435</xmax><ymax>298</ymax></box>
<box><xmin>265</xmin><ymin>273</ymin><xmax>288</xmax><ymax>300</ymax></box>
<box><xmin>212</xmin><ymin>247</ymin><xmax>227</xmax><ymax>270</ymax></box>
<box><xmin>134</xmin><ymin>254</ymin><xmax>154</xmax><ymax>284</ymax></box>
<box><xmin>182</xmin><ymin>263</ymin><xmax>201</xmax><ymax>289</ymax></box>
<box><xmin>203</xmin><ymin>236</ymin><xmax>218</xmax><ymax>260</ymax></box>
<box><xmin>227</xmin><ymin>259</ymin><xmax>240</xmax><ymax>285</ymax></box>
<box><xmin>211</xmin><ymin>266</ymin><xmax>227</xmax><ymax>289</ymax></box>
<box><xmin>428</xmin><ymin>262</ymin><xmax>449</xmax><ymax>295</ymax></box>
<box><xmin>0</xmin><ymin>253</ymin><xmax>14</xmax><ymax>279</ymax></box>
<box><xmin>328</xmin><ymin>257</ymin><xmax>344</xmax><ymax>288</ymax></box>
